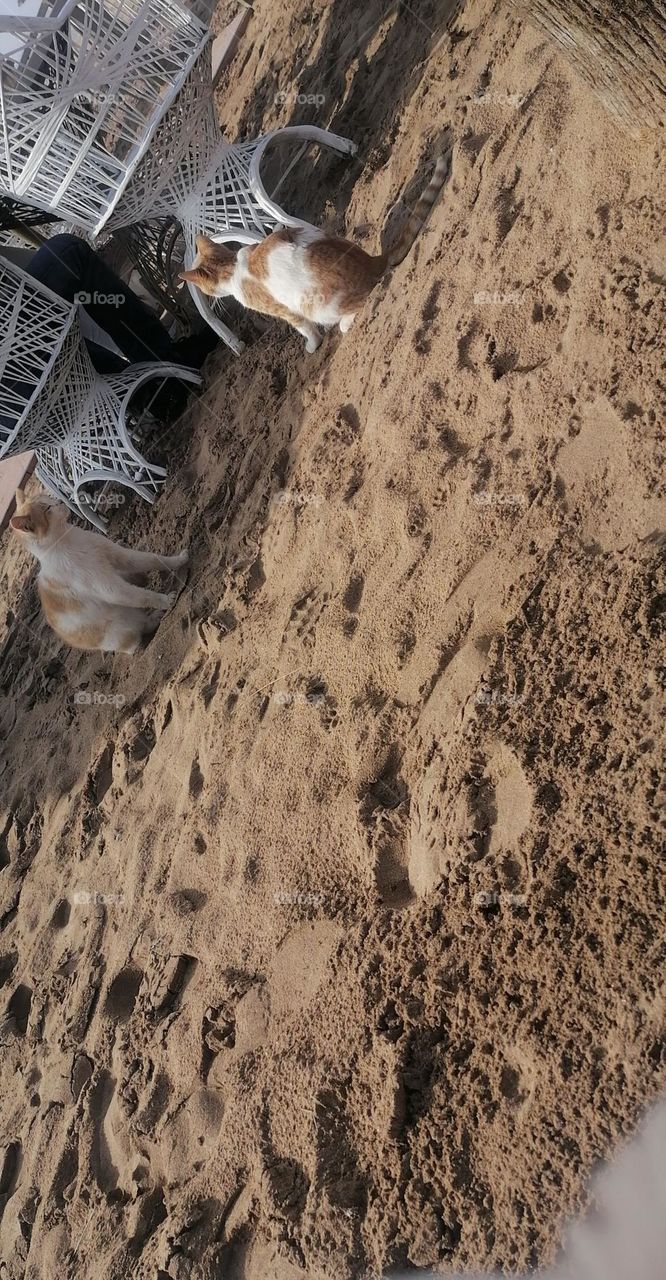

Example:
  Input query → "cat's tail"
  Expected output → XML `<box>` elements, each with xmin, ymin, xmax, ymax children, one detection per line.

<box><xmin>384</xmin><ymin>153</ymin><xmax>449</xmax><ymax>269</ymax></box>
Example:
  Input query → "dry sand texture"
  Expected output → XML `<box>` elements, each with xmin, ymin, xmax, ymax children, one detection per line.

<box><xmin>0</xmin><ymin>1</ymin><xmax>664</xmax><ymax>1278</ymax></box>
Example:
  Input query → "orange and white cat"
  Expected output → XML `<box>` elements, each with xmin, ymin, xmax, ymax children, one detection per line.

<box><xmin>9</xmin><ymin>489</ymin><xmax>187</xmax><ymax>654</ymax></box>
<box><xmin>181</xmin><ymin>154</ymin><xmax>449</xmax><ymax>351</ymax></box>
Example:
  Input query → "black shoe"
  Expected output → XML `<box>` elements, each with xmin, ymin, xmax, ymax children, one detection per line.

<box><xmin>171</xmin><ymin>328</ymin><xmax>220</xmax><ymax>369</ymax></box>
<box><xmin>132</xmin><ymin>377</ymin><xmax>192</xmax><ymax>423</ymax></box>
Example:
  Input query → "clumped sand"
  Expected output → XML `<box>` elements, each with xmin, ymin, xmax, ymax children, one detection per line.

<box><xmin>0</xmin><ymin>2</ymin><xmax>664</xmax><ymax>1278</ymax></box>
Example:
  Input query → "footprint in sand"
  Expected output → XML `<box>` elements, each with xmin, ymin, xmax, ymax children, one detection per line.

<box><xmin>358</xmin><ymin>749</ymin><xmax>414</xmax><ymax>907</ymax></box>
<box><xmin>127</xmin><ymin>1185</ymin><xmax>167</xmax><ymax>1258</ymax></box>
<box><xmin>188</xmin><ymin>757</ymin><xmax>205</xmax><ymax>800</ymax></box>
<box><xmin>126</xmin><ymin>719</ymin><xmax>156</xmax><ymax>767</ymax></box>
<box><xmin>46</xmin><ymin>1130</ymin><xmax>80</xmax><ymax>1213</ymax></box>
<box><xmin>555</xmin><ymin>404</ymin><xmax>663</xmax><ymax>551</ymax></box>
<box><xmin>200</xmin><ymin>970</ymin><xmax>258</xmax><ymax>1080</ymax></box>
<box><xmin>50</xmin><ymin>899</ymin><xmax>71</xmax><ymax>930</ymax></box>
<box><xmin>87</xmin><ymin>743</ymin><xmax>115</xmax><ymax>807</ymax></box>
<box><xmin>208</xmin><ymin>922</ymin><xmax>339</xmax><ymax>1076</ymax></box>
<box><xmin>408</xmin><ymin>761</ymin><xmax>449</xmax><ymax>898</ymax></box>
<box><xmin>409</xmin><ymin>727</ymin><xmax>533</xmax><ymax>901</ymax></box>
<box><xmin>302</xmin><ymin>677</ymin><xmax>339</xmax><ymax>732</ymax></box>
<box><xmin>89</xmin><ymin>1069</ymin><xmax>146</xmax><ymax>1204</ymax></box>
<box><xmin>196</xmin><ymin>606</ymin><xmax>237</xmax><ymax>649</ymax></box>
<box><xmin>0</xmin><ymin>1140</ymin><xmax>22</xmax><ymax>1221</ymax></box>
<box><xmin>57</xmin><ymin>916</ymin><xmax>106</xmax><ymax>1045</ymax></box>
<box><xmin>134</xmin><ymin>1069</ymin><xmax>172</xmax><ymax>1136</ymax></box>
<box><xmin>342</xmin><ymin>572</ymin><xmax>364</xmax><ymax>638</ymax></box>
<box><xmin>103</xmin><ymin>965</ymin><xmax>143</xmax><ymax>1024</ymax></box>
<box><xmin>146</xmin><ymin>953</ymin><xmax>197</xmax><ymax>1024</ymax></box>
<box><xmin>498</xmin><ymin>1043</ymin><xmax>539</xmax><ymax>1116</ymax></box>
<box><xmin>282</xmin><ymin>588</ymin><xmax>331</xmax><ymax>653</ymax></box>
<box><xmin>343</xmin><ymin>572</ymin><xmax>365</xmax><ymax>613</ymax></box>
<box><xmin>314</xmin><ymin>1084</ymin><xmax>367</xmax><ymax>1213</ymax></box>
<box><xmin>117</xmin><ymin>715</ymin><xmax>157</xmax><ymax>786</ymax></box>
<box><xmin>88</xmin><ymin>1069</ymin><xmax>120</xmax><ymax>1196</ymax></box>
<box><xmin>455</xmin><ymin>743</ymin><xmax>535</xmax><ymax>916</ymax></box>
<box><xmin>200</xmin><ymin>658</ymin><xmax>221</xmax><ymax>709</ymax></box>
<box><xmin>81</xmin><ymin>743</ymin><xmax>115</xmax><ymax>843</ymax></box>
<box><xmin>2</xmin><ymin>983</ymin><xmax>32</xmax><ymax>1037</ymax></box>
<box><xmin>485</xmin><ymin>742</ymin><xmax>534</xmax><ymax>884</ymax></box>
<box><xmin>0</xmin><ymin>814</ymin><xmax>14</xmax><ymax>870</ymax></box>
<box><xmin>0</xmin><ymin>950</ymin><xmax>18</xmax><ymax>991</ymax></box>
<box><xmin>71</xmin><ymin>1053</ymin><xmax>93</xmax><ymax>1101</ymax></box>
<box><xmin>162</xmin><ymin>1086</ymin><xmax>224</xmax><ymax>1182</ymax></box>
<box><xmin>259</xmin><ymin>1154</ymin><xmax>310</xmax><ymax>1224</ymax></box>
<box><xmin>242</xmin><ymin>554</ymin><xmax>266</xmax><ymax>602</ymax></box>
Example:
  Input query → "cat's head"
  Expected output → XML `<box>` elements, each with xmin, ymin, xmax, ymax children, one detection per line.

<box><xmin>9</xmin><ymin>489</ymin><xmax>70</xmax><ymax>550</ymax></box>
<box><xmin>180</xmin><ymin>235</ymin><xmax>236</xmax><ymax>297</ymax></box>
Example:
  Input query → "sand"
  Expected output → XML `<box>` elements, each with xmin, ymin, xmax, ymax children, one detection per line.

<box><xmin>0</xmin><ymin>1</ymin><xmax>664</xmax><ymax>1277</ymax></box>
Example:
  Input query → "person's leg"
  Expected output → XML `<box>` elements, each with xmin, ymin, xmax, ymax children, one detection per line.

<box><xmin>28</xmin><ymin>234</ymin><xmax>179</xmax><ymax>365</ymax></box>
<box><xmin>83</xmin><ymin>338</ymin><xmax>189</xmax><ymax>427</ymax></box>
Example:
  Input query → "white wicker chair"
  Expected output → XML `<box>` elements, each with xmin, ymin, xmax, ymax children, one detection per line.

<box><xmin>0</xmin><ymin>2</ymin><xmax>357</xmax><ymax>353</ymax></box>
<box><xmin>0</xmin><ymin>256</ymin><xmax>200</xmax><ymax>529</ymax></box>
<box><xmin>104</xmin><ymin>40</ymin><xmax>357</xmax><ymax>350</ymax></box>
<box><xmin>0</xmin><ymin>0</ymin><xmax>209</xmax><ymax>237</ymax></box>
<box><xmin>185</xmin><ymin>0</ymin><xmax>221</xmax><ymax>23</ymax></box>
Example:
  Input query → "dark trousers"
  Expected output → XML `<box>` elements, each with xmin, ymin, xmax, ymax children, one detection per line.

<box><xmin>27</xmin><ymin>234</ymin><xmax>179</xmax><ymax>373</ymax></box>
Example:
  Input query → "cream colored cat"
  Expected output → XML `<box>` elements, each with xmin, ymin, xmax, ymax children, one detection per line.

<box><xmin>9</xmin><ymin>490</ymin><xmax>187</xmax><ymax>654</ymax></box>
<box><xmin>181</xmin><ymin>154</ymin><xmax>449</xmax><ymax>351</ymax></box>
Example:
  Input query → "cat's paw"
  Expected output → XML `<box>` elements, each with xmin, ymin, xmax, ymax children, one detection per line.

<box><xmin>159</xmin><ymin>591</ymin><xmax>177</xmax><ymax>611</ymax></box>
<box><xmin>339</xmin><ymin>315</ymin><xmax>355</xmax><ymax>333</ymax></box>
<box><xmin>172</xmin><ymin>549</ymin><xmax>189</xmax><ymax>568</ymax></box>
<box><xmin>305</xmin><ymin>334</ymin><xmax>322</xmax><ymax>354</ymax></box>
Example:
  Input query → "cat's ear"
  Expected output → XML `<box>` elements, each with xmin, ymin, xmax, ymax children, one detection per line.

<box><xmin>9</xmin><ymin>512</ymin><xmax>33</xmax><ymax>534</ymax></box>
<box><xmin>195</xmin><ymin>234</ymin><xmax>217</xmax><ymax>257</ymax></box>
<box><xmin>180</xmin><ymin>266</ymin><xmax>207</xmax><ymax>284</ymax></box>
<box><xmin>180</xmin><ymin>266</ymin><xmax>216</xmax><ymax>295</ymax></box>
<box><xmin>14</xmin><ymin>487</ymin><xmax>25</xmax><ymax>506</ymax></box>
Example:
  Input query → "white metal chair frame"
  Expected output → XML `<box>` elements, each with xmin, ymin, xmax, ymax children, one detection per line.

<box><xmin>0</xmin><ymin>2</ymin><xmax>357</xmax><ymax>353</ymax></box>
<box><xmin>0</xmin><ymin>0</ymin><xmax>209</xmax><ymax>237</ymax></box>
<box><xmin>105</xmin><ymin>42</ymin><xmax>357</xmax><ymax>351</ymax></box>
<box><xmin>0</xmin><ymin>256</ymin><xmax>200</xmax><ymax>529</ymax></box>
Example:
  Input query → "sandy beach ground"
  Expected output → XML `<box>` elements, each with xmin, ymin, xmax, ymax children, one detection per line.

<box><xmin>0</xmin><ymin>2</ymin><xmax>664</xmax><ymax>1277</ymax></box>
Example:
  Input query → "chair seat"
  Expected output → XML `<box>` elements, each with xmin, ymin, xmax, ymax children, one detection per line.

<box><xmin>0</xmin><ymin>255</ymin><xmax>200</xmax><ymax>527</ymax></box>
